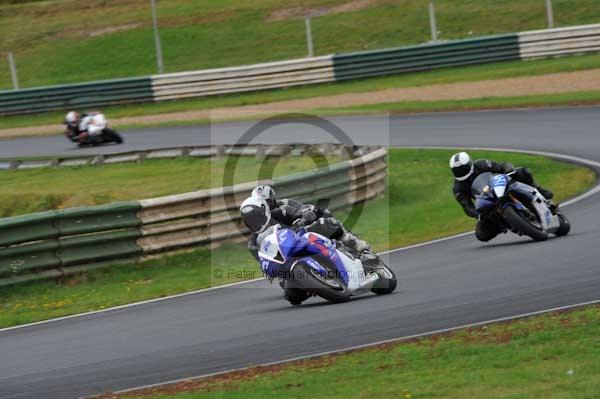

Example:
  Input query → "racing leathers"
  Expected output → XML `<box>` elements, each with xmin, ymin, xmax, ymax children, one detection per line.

<box><xmin>247</xmin><ymin>198</ymin><xmax>369</xmax><ymax>260</ymax></box>
<box><xmin>453</xmin><ymin>159</ymin><xmax>554</xmax><ymax>242</ymax></box>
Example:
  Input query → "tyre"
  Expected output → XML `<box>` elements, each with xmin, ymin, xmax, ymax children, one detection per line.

<box><xmin>502</xmin><ymin>206</ymin><xmax>548</xmax><ymax>242</ymax></box>
<box><xmin>292</xmin><ymin>262</ymin><xmax>350</xmax><ymax>304</ymax></box>
<box><xmin>554</xmin><ymin>213</ymin><xmax>571</xmax><ymax>237</ymax></box>
<box><xmin>103</xmin><ymin>128</ymin><xmax>123</xmax><ymax>144</ymax></box>
<box><xmin>368</xmin><ymin>261</ymin><xmax>397</xmax><ymax>295</ymax></box>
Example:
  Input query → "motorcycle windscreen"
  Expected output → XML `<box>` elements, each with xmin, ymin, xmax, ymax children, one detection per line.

<box><xmin>492</xmin><ymin>174</ymin><xmax>509</xmax><ymax>198</ymax></box>
<box><xmin>471</xmin><ymin>172</ymin><xmax>493</xmax><ymax>196</ymax></box>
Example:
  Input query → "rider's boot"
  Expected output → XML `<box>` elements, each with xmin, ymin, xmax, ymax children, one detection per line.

<box><xmin>284</xmin><ymin>287</ymin><xmax>311</xmax><ymax>305</ymax></box>
<box><xmin>535</xmin><ymin>184</ymin><xmax>554</xmax><ymax>200</ymax></box>
<box><xmin>340</xmin><ymin>230</ymin><xmax>371</xmax><ymax>254</ymax></box>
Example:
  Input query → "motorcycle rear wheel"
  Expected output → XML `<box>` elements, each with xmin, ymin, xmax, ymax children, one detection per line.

<box><xmin>502</xmin><ymin>206</ymin><xmax>548</xmax><ymax>241</ymax></box>
<box><xmin>103</xmin><ymin>128</ymin><xmax>123</xmax><ymax>144</ymax></box>
<box><xmin>554</xmin><ymin>213</ymin><xmax>571</xmax><ymax>236</ymax></box>
<box><xmin>292</xmin><ymin>262</ymin><xmax>350</xmax><ymax>304</ymax></box>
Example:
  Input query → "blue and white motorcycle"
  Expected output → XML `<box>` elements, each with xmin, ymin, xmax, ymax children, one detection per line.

<box><xmin>472</xmin><ymin>171</ymin><xmax>571</xmax><ymax>241</ymax></box>
<box><xmin>257</xmin><ymin>225</ymin><xmax>397</xmax><ymax>304</ymax></box>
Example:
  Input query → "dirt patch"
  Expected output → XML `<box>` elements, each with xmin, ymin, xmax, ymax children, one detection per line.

<box><xmin>88</xmin><ymin>23</ymin><xmax>140</xmax><ymax>37</ymax></box>
<box><xmin>159</xmin><ymin>10</ymin><xmax>235</xmax><ymax>29</ymax></box>
<box><xmin>91</xmin><ymin>355</ymin><xmax>337</xmax><ymax>399</ymax></box>
<box><xmin>267</xmin><ymin>0</ymin><xmax>379</xmax><ymax>21</ymax></box>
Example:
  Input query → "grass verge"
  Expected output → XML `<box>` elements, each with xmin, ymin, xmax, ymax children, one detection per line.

<box><xmin>322</xmin><ymin>91</ymin><xmax>600</xmax><ymax>117</ymax></box>
<box><xmin>0</xmin><ymin>149</ymin><xmax>594</xmax><ymax>328</ymax></box>
<box><xmin>2</xmin><ymin>0</ymin><xmax>599</xmax><ymax>89</ymax></box>
<box><xmin>0</xmin><ymin>155</ymin><xmax>332</xmax><ymax>217</ymax></box>
<box><xmin>1</xmin><ymin>54</ymin><xmax>600</xmax><ymax>131</ymax></box>
<box><xmin>105</xmin><ymin>304</ymin><xmax>600</xmax><ymax>399</ymax></box>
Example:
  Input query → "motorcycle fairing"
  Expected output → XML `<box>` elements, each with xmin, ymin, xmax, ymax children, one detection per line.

<box><xmin>506</xmin><ymin>182</ymin><xmax>560</xmax><ymax>231</ymax></box>
<box><xmin>475</xmin><ymin>196</ymin><xmax>496</xmax><ymax>212</ymax></box>
<box><xmin>492</xmin><ymin>174</ymin><xmax>508</xmax><ymax>198</ymax></box>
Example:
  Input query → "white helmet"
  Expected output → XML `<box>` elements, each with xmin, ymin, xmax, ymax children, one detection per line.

<box><xmin>65</xmin><ymin>111</ymin><xmax>80</xmax><ymax>127</ymax></box>
<box><xmin>449</xmin><ymin>152</ymin><xmax>474</xmax><ymax>181</ymax></box>
<box><xmin>240</xmin><ymin>196</ymin><xmax>271</xmax><ymax>233</ymax></box>
<box><xmin>251</xmin><ymin>185</ymin><xmax>277</xmax><ymax>209</ymax></box>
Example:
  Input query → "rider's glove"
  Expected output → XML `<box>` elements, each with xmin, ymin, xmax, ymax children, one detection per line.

<box><xmin>292</xmin><ymin>218</ymin><xmax>307</xmax><ymax>228</ymax></box>
<box><xmin>502</xmin><ymin>163</ymin><xmax>515</xmax><ymax>173</ymax></box>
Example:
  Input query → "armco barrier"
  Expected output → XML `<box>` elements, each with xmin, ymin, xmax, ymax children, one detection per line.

<box><xmin>0</xmin><ymin>146</ymin><xmax>387</xmax><ymax>287</ymax></box>
<box><xmin>1</xmin><ymin>24</ymin><xmax>599</xmax><ymax>115</ymax></box>
<box><xmin>0</xmin><ymin>144</ymin><xmax>329</xmax><ymax>171</ymax></box>
<box><xmin>0</xmin><ymin>202</ymin><xmax>142</xmax><ymax>286</ymax></box>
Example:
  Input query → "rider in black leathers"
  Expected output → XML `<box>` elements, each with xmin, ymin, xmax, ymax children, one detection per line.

<box><xmin>246</xmin><ymin>185</ymin><xmax>369</xmax><ymax>260</ymax></box>
<box><xmin>450</xmin><ymin>152</ymin><xmax>554</xmax><ymax>242</ymax></box>
<box><xmin>64</xmin><ymin>111</ymin><xmax>88</xmax><ymax>142</ymax></box>
<box><xmin>241</xmin><ymin>185</ymin><xmax>370</xmax><ymax>305</ymax></box>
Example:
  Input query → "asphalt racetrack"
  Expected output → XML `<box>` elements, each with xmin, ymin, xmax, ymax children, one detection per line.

<box><xmin>1</xmin><ymin>107</ymin><xmax>599</xmax><ymax>398</ymax></box>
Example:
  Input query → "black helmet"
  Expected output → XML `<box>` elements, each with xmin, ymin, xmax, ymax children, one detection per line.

<box><xmin>449</xmin><ymin>152</ymin><xmax>474</xmax><ymax>181</ymax></box>
<box><xmin>251</xmin><ymin>185</ymin><xmax>277</xmax><ymax>209</ymax></box>
<box><xmin>240</xmin><ymin>196</ymin><xmax>271</xmax><ymax>233</ymax></box>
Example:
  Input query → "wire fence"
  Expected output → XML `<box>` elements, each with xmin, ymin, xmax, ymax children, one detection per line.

<box><xmin>1</xmin><ymin>0</ymin><xmax>599</xmax><ymax>90</ymax></box>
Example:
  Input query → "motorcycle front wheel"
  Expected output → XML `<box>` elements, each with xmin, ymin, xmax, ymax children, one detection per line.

<box><xmin>103</xmin><ymin>128</ymin><xmax>123</xmax><ymax>144</ymax></box>
<box><xmin>502</xmin><ymin>206</ymin><xmax>548</xmax><ymax>241</ymax></box>
<box><xmin>292</xmin><ymin>262</ymin><xmax>350</xmax><ymax>304</ymax></box>
<box><xmin>369</xmin><ymin>262</ymin><xmax>397</xmax><ymax>296</ymax></box>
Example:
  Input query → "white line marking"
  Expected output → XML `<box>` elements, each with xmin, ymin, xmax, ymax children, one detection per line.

<box><xmin>378</xmin><ymin>231</ymin><xmax>473</xmax><ymax>255</ymax></box>
<box><xmin>114</xmin><ymin>297</ymin><xmax>600</xmax><ymax>395</ymax></box>
<box><xmin>0</xmin><ymin>278</ymin><xmax>263</xmax><ymax>334</ymax></box>
<box><xmin>3</xmin><ymin>147</ymin><xmax>599</xmax><ymax>334</ymax></box>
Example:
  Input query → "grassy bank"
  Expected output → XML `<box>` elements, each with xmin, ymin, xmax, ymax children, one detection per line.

<box><xmin>2</xmin><ymin>54</ymin><xmax>600</xmax><ymax>131</ymax></box>
<box><xmin>1</xmin><ymin>0</ymin><xmax>599</xmax><ymax>89</ymax></box>
<box><xmin>321</xmin><ymin>91</ymin><xmax>600</xmax><ymax>117</ymax></box>
<box><xmin>0</xmin><ymin>155</ymin><xmax>331</xmax><ymax>217</ymax></box>
<box><xmin>109</xmin><ymin>304</ymin><xmax>600</xmax><ymax>399</ymax></box>
<box><xmin>0</xmin><ymin>149</ymin><xmax>594</xmax><ymax>328</ymax></box>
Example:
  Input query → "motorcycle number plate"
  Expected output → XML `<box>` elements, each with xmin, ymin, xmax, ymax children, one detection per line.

<box><xmin>259</xmin><ymin>234</ymin><xmax>283</xmax><ymax>263</ymax></box>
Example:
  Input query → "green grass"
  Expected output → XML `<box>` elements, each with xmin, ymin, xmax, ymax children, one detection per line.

<box><xmin>116</xmin><ymin>305</ymin><xmax>600</xmax><ymax>399</ymax></box>
<box><xmin>320</xmin><ymin>91</ymin><xmax>600</xmax><ymax>117</ymax></box>
<box><xmin>0</xmin><ymin>149</ymin><xmax>594</xmax><ymax>329</ymax></box>
<box><xmin>0</xmin><ymin>155</ymin><xmax>332</xmax><ymax>217</ymax></box>
<box><xmin>1</xmin><ymin>0</ymin><xmax>600</xmax><ymax>89</ymax></box>
<box><xmin>2</xmin><ymin>53</ymin><xmax>600</xmax><ymax>131</ymax></box>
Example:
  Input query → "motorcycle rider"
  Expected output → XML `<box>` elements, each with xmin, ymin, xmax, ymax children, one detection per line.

<box><xmin>450</xmin><ymin>151</ymin><xmax>554</xmax><ymax>242</ymax></box>
<box><xmin>64</xmin><ymin>110</ymin><xmax>105</xmax><ymax>143</ymax></box>
<box><xmin>240</xmin><ymin>185</ymin><xmax>370</xmax><ymax>305</ymax></box>
<box><xmin>64</xmin><ymin>111</ymin><xmax>87</xmax><ymax>142</ymax></box>
<box><xmin>239</xmin><ymin>195</ymin><xmax>311</xmax><ymax>305</ymax></box>
<box><xmin>245</xmin><ymin>185</ymin><xmax>369</xmax><ymax>260</ymax></box>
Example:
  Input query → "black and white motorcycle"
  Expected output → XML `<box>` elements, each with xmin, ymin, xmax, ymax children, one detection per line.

<box><xmin>65</xmin><ymin>113</ymin><xmax>123</xmax><ymax>147</ymax></box>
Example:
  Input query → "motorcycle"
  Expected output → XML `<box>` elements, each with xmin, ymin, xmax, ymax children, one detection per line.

<box><xmin>472</xmin><ymin>171</ymin><xmax>571</xmax><ymax>241</ymax></box>
<box><xmin>65</xmin><ymin>113</ymin><xmax>123</xmax><ymax>147</ymax></box>
<box><xmin>258</xmin><ymin>224</ymin><xmax>397</xmax><ymax>304</ymax></box>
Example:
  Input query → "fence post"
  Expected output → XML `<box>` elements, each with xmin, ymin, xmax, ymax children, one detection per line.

<box><xmin>428</xmin><ymin>1</ymin><xmax>438</xmax><ymax>42</ymax></box>
<box><xmin>150</xmin><ymin>0</ymin><xmax>164</xmax><ymax>74</ymax></box>
<box><xmin>305</xmin><ymin>17</ymin><xmax>315</xmax><ymax>57</ymax></box>
<box><xmin>7</xmin><ymin>52</ymin><xmax>19</xmax><ymax>90</ymax></box>
<box><xmin>545</xmin><ymin>0</ymin><xmax>554</xmax><ymax>28</ymax></box>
